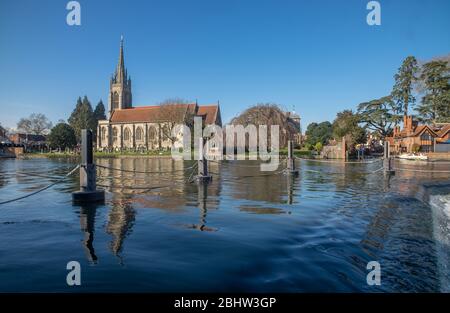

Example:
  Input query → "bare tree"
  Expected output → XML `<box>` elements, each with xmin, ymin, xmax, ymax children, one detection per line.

<box><xmin>17</xmin><ymin>113</ymin><xmax>52</xmax><ymax>135</ymax></box>
<box><xmin>158</xmin><ymin>98</ymin><xmax>195</xmax><ymax>144</ymax></box>
<box><xmin>230</xmin><ymin>103</ymin><xmax>299</xmax><ymax>148</ymax></box>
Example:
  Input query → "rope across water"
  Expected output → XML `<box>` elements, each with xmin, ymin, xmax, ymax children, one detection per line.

<box><xmin>1</xmin><ymin>155</ymin><xmax>448</xmax><ymax>204</ymax></box>
<box><xmin>0</xmin><ymin>165</ymin><xmax>80</xmax><ymax>206</ymax></box>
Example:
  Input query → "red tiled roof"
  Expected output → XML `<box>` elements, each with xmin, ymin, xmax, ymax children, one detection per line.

<box><xmin>437</xmin><ymin>124</ymin><xmax>450</xmax><ymax>137</ymax></box>
<box><xmin>394</xmin><ymin>124</ymin><xmax>438</xmax><ymax>138</ymax></box>
<box><xmin>110</xmin><ymin>105</ymin><xmax>161</xmax><ymax>123</ymax></box>
<box><xmin>197</xmin><ymin>105</ymin><xmax>219</xmax><ymax>125</ymax></box>
<box><xmin>412</xmin><ymin>125</ymin><xmax>438</xmax><ymax>137</ymax></box>
<box><xmin>110</xmin><ymin>103</ymin><xmax>220</xmax><ymax>125</ymax></box>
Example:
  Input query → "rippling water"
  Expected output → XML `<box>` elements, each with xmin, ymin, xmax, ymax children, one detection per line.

<box><xmin>0</xmin><ymin>157</ymin><xmax>449</xmax><ymax>292</ymax></box>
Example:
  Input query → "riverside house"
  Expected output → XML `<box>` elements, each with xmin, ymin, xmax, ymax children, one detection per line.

<box><xmin>386</xmin><ymin>115</ymin><xmax>450</xmax><ymax>154</ymax></box>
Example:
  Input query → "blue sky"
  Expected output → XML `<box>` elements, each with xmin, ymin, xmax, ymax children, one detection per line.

<box><xmin>0</xmin><ymin>0</ymin><xmax>449</xmax><ymax>131</ymax></box>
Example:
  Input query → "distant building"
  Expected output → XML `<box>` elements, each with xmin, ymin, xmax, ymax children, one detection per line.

<box><xmin>9</xmin><ymin>133</ymin><xmax>46</xmax><ymax>145</ymax></box>
<box><xmin>284</xmin><ymin>111</ymin><xmax>302</xmax><ymax>146</ymax></box>
<box><xmin>386</xmin><ymin>115</ymin><xmax>450</xmax><ymax>153</ymax></box>
<box><xmin>0</xmin><ymin>126</ymin><xmax>9</xmax><ymax>144</ymax></box>
<box><xmin>97</xmin><ymin>37</ymin><xmax>222</xmax><ymax>151</ymax></box>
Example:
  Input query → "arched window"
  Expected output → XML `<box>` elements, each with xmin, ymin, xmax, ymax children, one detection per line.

<box><xmin>136</xmin><ymin>127</ymin><xmax>143</xmax><ymax>141</ymax></box>
<box><xmin>101</xmin><ymin>127</ymin><xmax>107</xmax><ymax>141</ymax></box>
<box><xmin>162</xmin><ymin>124</ymin><xmax>170</xmax><ymax>140</ymax></box>
<box><xmin>124</xmin><ymin>127</ymin><xmax>131</xmax><ymax>142</ymax></box>
<box><xmin>112</xmin><ymin>127</ymin><xmax>118</xmax><ymax>143</ymax></box>
<box><xmin>148</xmin><ymin>126</ymin><xmax>157</xmax><ymax>142</ymax></box>
<box><xmin>112</xmin><ymin>91</ymin><xmax>120</xmax><ymax>109</ymax></box>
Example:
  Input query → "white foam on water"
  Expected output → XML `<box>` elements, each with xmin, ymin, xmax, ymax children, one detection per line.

<box><xmin>429</xmin><ymin>193</ymin><xmax>450</xmax><ymax>292</ymax></box>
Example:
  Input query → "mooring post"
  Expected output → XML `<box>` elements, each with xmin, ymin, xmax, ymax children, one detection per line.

<box><xmin>72</xmin><ymin>129</ymin><xmax>105</xmax><ymax>203</ymax></box>
<box><xmin>287</xmin><ymin>140</ymin><xmax>299</xmax><ymax>175</ymax></box>
<box><xmin>383</xmin><ymin>141</ymin><xmax>395</xmax><ymax>175</ymax></box>
<box><xmin>197</xmin><ymin>137</ymin><xmax>212</xmax><ymax>183</ymax></box>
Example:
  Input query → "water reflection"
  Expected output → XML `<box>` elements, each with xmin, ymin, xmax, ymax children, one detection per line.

<box><xmin>107</xmin><ymin>196</ymin><xmax>136</xmax><ymax>259</ymax></box>
<box><xmin>188</xmin><ymin>183</ymin><xmax>217</xmax><ymax>232</ymax></box>
<box><xmin>1</xmin><ymin>157</ymin><xmax>449</xmax><ymax>292</ymax></box>
<box><xmin>79</xmin><ymin>204</ymin><xmax>99</xmax><ymax>263</ymax></box>
<box><xmin>0</xmin><ymin>160</ymin><xmax>7</xmax><ymax>188</ymax></box>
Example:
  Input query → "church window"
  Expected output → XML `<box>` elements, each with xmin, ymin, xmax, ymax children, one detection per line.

<box><xmin>112</xmin><ymin>91</ymin><xmax>120</xmax><ymax>109</ymax></box>
<box><xmin>148</xmin><ymin>126</ymin><xmax>157</xmax><ymax>142</ymax></box>
<box><xmin>162</xmin><ymin>124</ymin><xmax>170</xmax><ymax>140</ymax></box>
<box><xmin>101</xmin><ymin>127</ymin><xmax>107</xmax><ymax>141</ymax></box>
<box><xmin>112</xmin><ymin>127</ymin><xmax>118</xmax><ymax>143</ymax></box>
<box><xmin>124</xmin><ymin>127</ymin><xmax>131</xmax><ymax>141</ymax></box>
<box><xmin>136</xmin><ymin>127</ymin><xmax>143</xmax><ymax>141</ymax></box>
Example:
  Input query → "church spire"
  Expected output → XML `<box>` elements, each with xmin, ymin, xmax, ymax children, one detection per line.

<box><xmin>109</xmin><ymin>35</ymin><xmax>132</xmax><ymax>114</ymax></box>
<box><xmin>116</xmin><ymin>35</ymin><xmax>126</xmax><ymax>84</ymax></box>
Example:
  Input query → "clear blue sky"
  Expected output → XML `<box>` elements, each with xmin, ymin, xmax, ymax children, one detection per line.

<box><xmin>0</xmin><ymin>0</ymin><xmax>449</xmax><ymax>131</ymax></box>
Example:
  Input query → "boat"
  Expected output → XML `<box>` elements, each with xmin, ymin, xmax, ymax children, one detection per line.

<box><xmin>397</xmin><ymin>153</ymin><xmax>428</xmax><ymax>161</ymax></box>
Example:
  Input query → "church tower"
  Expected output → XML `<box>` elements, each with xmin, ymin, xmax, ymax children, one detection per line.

<box><xmin>109</xmin><ymin>36</ymin><xmax>132</xmax><ymax>116</ymax></box>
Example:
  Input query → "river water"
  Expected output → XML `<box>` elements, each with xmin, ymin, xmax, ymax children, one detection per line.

<box><xmin>0</xmin><ymin>157</ymin><xmax>449</xmax><ymax>292</ymax></box>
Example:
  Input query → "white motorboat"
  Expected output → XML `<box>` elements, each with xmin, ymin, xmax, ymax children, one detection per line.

<box><xmin>397</xmin><ymin>153</ymin><xmax>428</xmax><ymax>161</ymax></box>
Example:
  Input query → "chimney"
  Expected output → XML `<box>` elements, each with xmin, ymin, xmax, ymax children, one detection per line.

<box><xmin>403</xmin><ymin>115</ymin><xmax>413</xmax><ymax>133</ymax></box>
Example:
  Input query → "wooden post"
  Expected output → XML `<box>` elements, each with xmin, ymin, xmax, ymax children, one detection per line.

<box><xmin>73</xmin><ymin>129</ymin><xmax>105</xmax><ymax>203</ymax></box>
<box><xmin>287</xmin><ymin>140</ymin><xmax>299</xmax><ymax>175</ymax></box>
<box><xmin>383</xmin><ymin>141</ymin><xmax>395</xmax><ymax>175</ymax></box>
<box><xmin>342</xmin><ymin>136</ymin><xmax>347</xmax><ymax>160</ymax></box>
<box><xmin>197</xmin><ymin>137</ymin><xmax>212</xmax><ymax>183</ymax></box>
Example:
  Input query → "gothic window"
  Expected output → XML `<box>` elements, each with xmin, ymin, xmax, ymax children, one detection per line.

<box><xmin>101</xmin><ymin>127</ymin><xmax>107</xmax><ymax>141</ymax></box>
<box><xmin>162</xmin><ymin>124</ymin><xmax>170</xmax><ymax>140</ymax></box>
<box><xmin>148</xmin><ymin>126</ymin><xmax>157</xmax><ymax>142</ymax></box>
<box><xmin>112</xmin><ymin>127</ymin><xmax>118</xmax><ymax>143</ymax></box>
<box><xmin>136</xmin><ymin>127</ymin><xmax>143</xmax><ymax>141</ymax></box>
<box><xmin>112</xmin><ymin>91</ymin><xmax>120</xmax><ymax>109</ymax></box>
<box><xmin>124</xmin><ymin>127</ymin><xmax>131</xmax><ymax>142</ymax></box>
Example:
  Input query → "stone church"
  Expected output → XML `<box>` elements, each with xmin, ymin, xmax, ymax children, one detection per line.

<box><xmin>97</xmin><ymin>38</ymin><xmax>222</xmax><ymax>151</ymax></box>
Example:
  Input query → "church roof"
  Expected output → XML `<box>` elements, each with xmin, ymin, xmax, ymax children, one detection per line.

<box><xmin>110</xmin><ymin>103</ymin><xmax>220</xmax><ymax>125</ymax></box>
<box><xmin>197</xmin><ymin>105</ymin><xmax>220</xmax><ymax>125</ymax></box>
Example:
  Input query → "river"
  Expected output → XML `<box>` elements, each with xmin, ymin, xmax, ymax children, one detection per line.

<box><xmin>0</xmin><ymin>157</ymin><xmax>449</xmax><ymax>292</ymax></box>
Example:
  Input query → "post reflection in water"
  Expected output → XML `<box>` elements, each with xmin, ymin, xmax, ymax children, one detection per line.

<box><xmin>190</xmin><ymin>182</ymin><xmax>217</xmax><ymax>232</ymax></box>
<box><xmin>78</xmin><ymin>204</ymin><xmax>99</xmax><ymax>263</ymax></box>
<box><xmin>286</xmin><ymin>173</ymin><xmax>297</xmax><ymax>205</ymax></box>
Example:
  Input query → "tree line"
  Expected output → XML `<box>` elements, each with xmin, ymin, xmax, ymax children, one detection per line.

<box><xmin>13</xmin><ymin>97</ymin><xmax>106</xmax><ymax>151</ymax></box>
<box><xmin>305</xmin><ymin>55</ymin><xmax>450</xmax><ymax>151</ymax></box>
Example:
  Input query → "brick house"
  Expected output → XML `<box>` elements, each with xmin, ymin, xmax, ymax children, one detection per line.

<box><xmin>386</xmin><ymin>115</ymin><xmax>450</xmax><ymax>153</ymax></box>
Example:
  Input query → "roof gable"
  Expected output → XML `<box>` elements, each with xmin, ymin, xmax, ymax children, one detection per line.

<box><xmin>412</xmin><ymin>125</ymin><xmax>438</xmax><ymax>137</ymax></box>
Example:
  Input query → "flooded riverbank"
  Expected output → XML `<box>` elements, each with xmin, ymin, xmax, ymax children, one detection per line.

<box><xmin>0</xmin><ymin>157</ymin><xmax>449</xmax><ymax>292</ymax></box>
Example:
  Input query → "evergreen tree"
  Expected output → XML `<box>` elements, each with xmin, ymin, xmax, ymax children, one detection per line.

<box><xmin>417</xmin><ymin>60</ymin><xmax>450</xmax><ymax>123</ymax></box>
<box><xmin>92</xmin><ymin>100</ymin><xmax>107</xmax><ymax>142</ymax></box>
<box><xmin>68</xmin><ymin>96</ymin><xmax>96</xmax><ymax>143</ymax></box>
<box><xmin>391</xmin><ymin>56</ymin><xmax>418</xmax><ymax>116</ymax></box>
<box><xmin>94</xmin><ymin>100</ymin><xmax>106</xmax><ymax>121</ymax></box>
